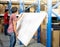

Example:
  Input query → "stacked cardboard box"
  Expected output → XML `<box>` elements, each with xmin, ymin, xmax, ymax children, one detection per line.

<box><xmin>40</xmin><ymin>17</ymin><xmax>60</xmax><ymax>47</ymax></box>
<box><xmin>59</xmin><ymin>31</ymin><xmax>60</xmax><ymax>47</ymax></box>
<box><xmin>40</xmin><ymin>17</ymin><xmax>47</xmax><ymax>45</ymax></box>
<box><xmin>0</xmin><ymin>17</ymin><xmax>4</xmax><ymax>33</ymax></box>
<box><xmin>0</xmin><ymin>18</ymin><xmax>1</xmax><ymax>32</ymax></box>
<box><xmin>58</xmin><ymin>6</ymin><xmax>60</xmax><ymax>15</ymax></box>
<box><xmin>30</xmin><ymin>6</ymin><xmax>35</xmax><ymax>12</ymax></box>
<box><xmin>52</xmin><ymin>30</ymin><xmax>59</xmax><ymax>47</ymax></box>
<box><xmin>12</xmin><ymin>5</ymin><xmax>19</xmax><ymax>8</ymax></box>
<box><xmin>0</xmin><ymin>4</ymin><xmax>5</xmax><ymax>14</ymax></box>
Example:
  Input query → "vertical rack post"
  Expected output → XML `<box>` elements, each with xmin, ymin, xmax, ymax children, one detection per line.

<box><xmin>8</xmin><ymin>0</ymin><xmax>12</xmax><ymax>14</ymax></box>
<box><xmin>19</xmin><ymin>0</ymin><xmax>24</xmax><ymax>45</ymax></box>
<box><xmin>37</xmin><ymin>0</ymin><xmax>41</xmax><ymax>43</ymax></box>
<box><xmin>19</xmin><ymin>0</ymin><xmax>24</xmax><ymax>13</ymax></box>
<box><xmin>47</xmin><ymin>0</ymin><xmax>52</xmax><ymax>47</ymax></box>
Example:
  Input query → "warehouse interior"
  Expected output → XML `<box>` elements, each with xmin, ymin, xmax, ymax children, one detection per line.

<box><xmin>0</xmin><ymin>0</ymin><xmax>60</xmax><ymax>47</ymax></box>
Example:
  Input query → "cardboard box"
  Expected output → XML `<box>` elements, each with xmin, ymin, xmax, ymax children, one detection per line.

<box><xmin>40</xmin><ymin>28</ymin><xmax>46</xmax><ymax>45</ymax></box>
<box><xmin>59</xmin><ymin>32</ymin><xmax>60</xmax><ymax>47</ymax></box>
<box><xmin>0</xmin><ymin>4</ymin><xmax>5</xmax><ymax>14</ymax></box>
<box><xmin>0</xmin><ymin>17</ymin><xmax>4</xmax><ymax>33</ymax></box>
<box><xmin>40</xmin><ymin>17</ymin><xmax>60</xmax><ymax>47</ymax></box>
<box><xmin>40</xmin><ymin>18</ymin><xmax>47</xmax><ymax>45</ymax></box>
<box><xmin>52</xmin><ymin>30</ymin><xmax>59</xmax><ymax>47</ymax></box>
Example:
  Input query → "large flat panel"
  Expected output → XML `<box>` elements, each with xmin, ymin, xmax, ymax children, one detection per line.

<box><xmin>17</xmin><ymin>12</ymin><xmax>47</xmax><ymax>46</ymax></box>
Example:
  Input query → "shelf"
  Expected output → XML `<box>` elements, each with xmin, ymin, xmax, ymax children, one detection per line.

<box><xmin>0</xmin><ymin>1</ymin><xmax>38</xmax><ymax>5</ymax></box>
<box><xmin>0</xmin><ymin>1</ymin><xmax>19</xmax><ymax>5</ymax></box>
<box><xmin>0</xmin><ymin>14</ymin><xmax>20</xmax><ymax>17</ymax></box>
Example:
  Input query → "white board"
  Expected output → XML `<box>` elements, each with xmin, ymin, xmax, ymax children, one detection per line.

<box><xmin>17</xmin><ymin>12</ymin><xmax>47</xmax><ymax>46</ymax></box>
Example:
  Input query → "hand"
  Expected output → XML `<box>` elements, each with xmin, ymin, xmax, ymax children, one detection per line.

<box><xmin>17</xmin><ymin>14</ymin><xmax>23</xmax><ymax>21</ymax></box>
<box><xmin>15</xmin><ymin>32</ymin><xmax>18</xmax><ymax>37</ymax></box>
<box><xmin>18</xmin><ymin>14</ymin><xmax>23</xmax><ymax>18</ymax></box>
<box><xmin>21</xmin><ymin>14</ymin><xmax>23</xmax><ymax>16</ymax></box>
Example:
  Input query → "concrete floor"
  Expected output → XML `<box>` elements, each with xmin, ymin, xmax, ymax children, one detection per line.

<box><xmin>0</xmin><ymin>33</ymin><xmax>45</xmax><ymax>47</ymax></box>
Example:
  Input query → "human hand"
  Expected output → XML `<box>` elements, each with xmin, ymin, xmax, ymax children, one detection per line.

<box><xmin>19</xmin><ymin>14</ymin><xmax>23</xmax><ymax>18</ymax></box>
<box><xmin>15</xmin><ymin>32</ymin><xmax>18</xmax><ymax>37</ymax></box>
<box><xmin>17</xmin><ymin>14</ymin><xmax>23</xmax><ymax>21</ymax></box>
